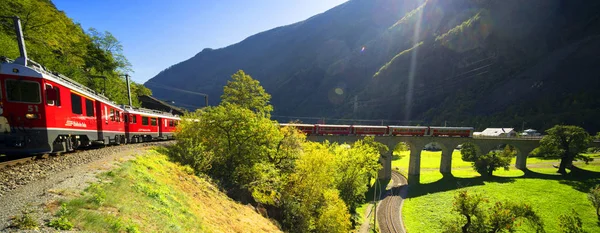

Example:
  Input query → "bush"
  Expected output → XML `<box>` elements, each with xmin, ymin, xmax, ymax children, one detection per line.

<box><xmin>48</xmin><ymin>203</ymin><xmax>73</xmax><ymax>230</ymax></box>
<box><xmin>48</xmin><ymin>216</ymin><xmax>73</xmax><ymax>230</ymax></box>
<box><xmin>11</xmin><ymin>206</ymin><xmax>38</xmax><ymax>230</ymax></box>
<box><xmin>558</xmin><ymin>209</ymin><xmax>586</xmax><ymax>233</ymax></box>
<box><xmin>589</xmin><ymin>185</ymin><xmax>600</xmax><ymax>221</ymax></box>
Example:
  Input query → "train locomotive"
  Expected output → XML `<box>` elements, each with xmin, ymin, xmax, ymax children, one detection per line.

<box><xmin>279</xmin><ymin>123</ymin><xmax>474</xmax><ymax>137</ymax></box>
<box><xmin>0</xmin><ymin>17</ymin><xmax>180</xmax><ymax>156</ymax></box>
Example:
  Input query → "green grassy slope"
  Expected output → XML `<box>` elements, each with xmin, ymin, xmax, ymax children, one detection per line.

<box><xmin>393</xmin><ymin>151</ymin><xmax>600</xmax><ymax>233</ymax></box>
<box><xmin>53</xmin><ymin>150</ymin><xmax>281</xmax><ymax>233</ymax></box>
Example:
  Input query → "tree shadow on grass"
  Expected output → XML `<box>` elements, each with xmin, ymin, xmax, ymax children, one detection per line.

<box><xmin>407</xmin><ymin>166</ymin><xmax>600</xmax><ymax>198</ymax></box>
<box><xmin>406</xmin><ymin>173</ymin><xmax>516</xmax><ymax>198</ymax></box>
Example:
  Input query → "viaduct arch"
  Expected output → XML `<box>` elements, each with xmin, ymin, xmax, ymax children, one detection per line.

<box><xmin>306</xmin><ymin>136</ymin><xmax>545</xmax><ymax>184</ymax></box>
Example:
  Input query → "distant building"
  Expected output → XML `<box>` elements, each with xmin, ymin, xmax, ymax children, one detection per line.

<box><xmin>475</xmin><ymin>128</ymin><xmax>517</xmax><ymax>137</ymax></box>
<box><xmin>520</xmin><ymin>129</ymin><xmax>541</xmax><ymax>136</ymax></box>
<box><xmin>138</xmin><ymin>95</ymin><xmax>187</xmax><ymax>116</ymax></box>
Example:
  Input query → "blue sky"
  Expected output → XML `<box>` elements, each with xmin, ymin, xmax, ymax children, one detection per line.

<box><xmin>52</xmin><ymin>0</ymin><xmax>348</xmax><ymax>83</ymax></box>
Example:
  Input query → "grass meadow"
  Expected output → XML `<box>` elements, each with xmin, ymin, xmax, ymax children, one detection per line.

<box><xmin>392</xmin><ymin>150</ymin><xmax>600</xmax><ymax>233</ymax></box>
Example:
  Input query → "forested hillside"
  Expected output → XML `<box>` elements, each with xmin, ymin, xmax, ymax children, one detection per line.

<box><xmin>148</xmin><ymin>0</ymin><xmax>600</xmax><ymax>132</ymax></box>
<box><xmin>0</xmin><ymin>0</ymin><xmax>150</xmax><ymax>106</ymax></box>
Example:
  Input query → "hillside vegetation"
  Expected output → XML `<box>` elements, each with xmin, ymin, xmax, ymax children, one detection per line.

<box><xmin>54</xmin><ymin>150</ymin><xmax>281</xmax><ymax>232</ymax></box>
<box><xmin>0</xmin><ymin>0</ymin><xmax>151</xmax><ymax>106</ymax></box>
<box><xmin>148</xmin><ymin>0</ymin><xmax>600</xmax><ymax>133</ymax></box>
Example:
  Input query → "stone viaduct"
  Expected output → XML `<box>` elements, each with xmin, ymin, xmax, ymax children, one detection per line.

<box><xmin>307</xmin><ymin>135</ymin><xmax>571</xmax><ymax>184</ymax></box>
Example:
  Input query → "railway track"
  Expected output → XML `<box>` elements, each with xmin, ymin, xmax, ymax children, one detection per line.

<box><xmin>0</xmin><ymin>141</ymin><xmax>170</xmax><ymax>170</ymax></box>
<box><xmin>0</xmin><ymin>155</ymin><xmax>44</xmax><ymax>169</ymax></box>
<box><xmin>378</xmin><ymin>170</ymin><xmax>407</xmax><ymax>233</ymax></box>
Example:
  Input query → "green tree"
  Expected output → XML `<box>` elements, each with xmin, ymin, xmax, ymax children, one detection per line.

<box><xmin>333</xmin><ymin>137</ymin><xmax>383</xmax><ymax>214</ymax></box>
<box><xmin>87</xmin><ymin>28</ymin><xmax>132</xmax><ymax>73</ymax></box>
<box><xmin>442</xmin><ymin>190</ymin><xmax>545</xmax><ymax>233</ymax></box>
<box><xmin>221</xmin><ymin>70</ymin><xmax>273</xmax><ymax>116</ymax></box>
<box><xmin>589</xmin><ymin>185</ymin><xmax>600</xmax><ymax>221</ymax></box>
<box><xmin>532</xmin><ymin>125</ymin><xmax>592</xmax><ymax>174</ymax></box>
<box><xmin>282</xmin><ymin>142</ymin><xmax>350</xmax><ymax>233</ymax></box>
<box><xmin>393</xmin><ymin>142</ymin><xmax>410</xmax><ymax>158</ymax></box>
<box><xmin>558</xmin><ymin>209</ymin><xmax>587</xmax><ymax>233</ymax></box>
<box><xmin>190</xmin><ymin>103</ymin><xmax>280</xmax><ymax>191</ymax></box>
<box><xmin>461</xmin><ymin>144</ymin><xmax>514</xmax><ymax>177</ymax></box>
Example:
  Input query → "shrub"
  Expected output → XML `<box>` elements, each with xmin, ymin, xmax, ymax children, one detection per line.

<box><xmin>558</xmin><ymin>209</ymin><xmax>587</xmax><ymax>233</ymax></box>
<box><xmin>11</xmin><ymin>206</ymin><xmax>38</xmax><ymax>230</ymax></box>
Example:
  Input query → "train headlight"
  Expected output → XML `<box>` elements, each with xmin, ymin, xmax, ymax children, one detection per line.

<box><xmin>25</xmin><ymin>113</ymin><xmax>38</xmax><ymax>119</ymax></box>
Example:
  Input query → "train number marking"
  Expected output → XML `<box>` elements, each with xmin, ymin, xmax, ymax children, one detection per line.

<box><xmin>27</xmin><ymin>105</ymin><xmax>39</xmax><ymax>112</ymax></box>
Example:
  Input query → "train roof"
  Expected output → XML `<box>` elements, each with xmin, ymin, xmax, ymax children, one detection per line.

<box><xmin>279</xmin><ymin>123</ymin><xmax>315</xmax><ymax>127</ymax></box>
<box><xmin>315</xmin><ymin>124</ymin><xmax>352</xmax><ymax>127</ymax></box>
<box><xmin>1</xmin><ymin>58</ymin><xmax>122</xmax><ymax>109</ymax></box>
<box><xmin>121</xmin><ymin>105</ymin><xmax>180</xmax><ymax>119</ymax></box>
<box><xmin>429</xmin><ymin>126</ymin><xmax>474</xmax><ymax>130</ymax></box>
<box><xmin>388</xmin><ymin>125</ymin><xmax>428</xmax><ymax>128</ymax></box>
<box><xmin>352</xmin><ymin>125</ymin><xmax>388</xmax><ymax>128</ymax></box>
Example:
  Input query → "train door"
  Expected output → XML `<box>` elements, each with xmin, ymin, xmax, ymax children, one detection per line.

<box><xmin>158</xmin><ymin>117</ymin><xmax>164</xmax><ymax>138</ymax></box>
<box><xmin>95</xmin><ymin>101</ymin><xmax>104</xmax><ymax>141</ymax></box>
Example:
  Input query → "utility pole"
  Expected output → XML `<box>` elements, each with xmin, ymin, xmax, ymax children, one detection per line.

<box><xmin>521</xmin><ymin>121</ymin><xmax>526</xmax><ymax>132</ymax></box>
<box><xmin>444</xmin><ymin>121</ymin><xmax>447</xmax><ymax>127</ymax></box>
<box><xmin>123</xmin><ymin>74</ymin><xmax>133</xmax><ymax>106</ymax></box>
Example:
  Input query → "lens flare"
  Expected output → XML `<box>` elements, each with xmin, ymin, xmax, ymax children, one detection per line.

<box><xmin>334</xmin><ymin>88</ymin><xmax>344</xmax><ymax>95</ymax></box>
<box><xmin>361</xmin><ymin>46</ymin><xmax>366</xmax><ymax>52</ymax></box>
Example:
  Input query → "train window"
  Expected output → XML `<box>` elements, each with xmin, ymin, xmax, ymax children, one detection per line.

<box><xmin>110</xmin><ymin>109</ymin><xmax>115</xmax><ymax>121</ymax></box>
<box><xmin>151</xmin><ymin>118</ymin><xmax>157</xmax><ymax>126</ymax></box>
<box><xmin>124</xmin><ymin>114</ymin><xmax>129</xmax><ymax>123</ymax></box>
<box><xmin>169</xmin><ymin>120</ymin><xmax>174</xmax><ymax>127</ymax></box>
<box><xmin>132</xmin><ymin>115</ymin><xmax>137</xmax><ymax>124</ymax></box>
<box><xmin>85</xmin><ymin>99</ymin><xmax>94</xmax><ymax>117</ymax></box>
<box><xmin>6</xmin><ymin>79</ymin><xmax>41</xmax><ymax>103</ymax></box>
<box><xmin>45</xmin><ymin>84</ymin><xmax>55</xmax><ymax>106</ymax></box>
<box><xmin>142</xmin><ymin>117</ymin><xmax>149</xmax><ymax>125</ymax></box>
<box><xmin>54</xmin><ymin>87</ymin><xmax>61</xmax><ymax>106</ymax></box>
<box><xmin>116</xmin><ymin>111</ymin><xmax>121</xmax><ymax>122</ymax></box>
<box><xmin>70</xmin><ymin>93</ymin><xmax>82</xmax><ymax>114</ymax></box>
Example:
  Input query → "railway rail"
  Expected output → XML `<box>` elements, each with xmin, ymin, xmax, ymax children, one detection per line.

<box><xmin>378</xmin><ymin>170</ymin><xmax>407</xmax><ymax>233</ymax></box>
<box><xmin>0</xmin><ymin>155</ymin><xmax>40</xmax><ymax>169</ymax></box>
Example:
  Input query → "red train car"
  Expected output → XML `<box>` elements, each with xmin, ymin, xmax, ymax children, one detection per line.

<box><xmin>159</xmin><ymin>115</ymin><xmax>180</xmax><ymax>140</ymax></box>
<box><xmin>388</xmin><ymin>126</ymin><xmax>428</xmax><ymax>136</ymax></box>
<box><xmin>316</xmin><ymin>124</ymin><xmax>352</xmax><ymax>135</ymax></box>
<box><xmin>352</xmin><ymin>125</ymin><xmax>388</xmax><ymax>136</ymax></box>
<box><xmin>123</xmin><ymin>107</ymin><xmax>180</xmax><ymax>142</ymax></box>
<box><xmin>429</xmin><ymin>127</ymin><xmax>474</xmax><ymax>137</ymax></box>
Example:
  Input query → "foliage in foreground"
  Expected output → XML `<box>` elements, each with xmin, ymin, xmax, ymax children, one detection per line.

<box><xmin>47</xmin><ymin>203</ymin><xmax>73</xmax><ymax>230</ymax></box>
<box><xmin>589</xmin><ymin>185</ymin><xmax>600</xmax><ymax>221</ymax></box>
<box><xmin>169</xmin><ymin>70</ymin><xmax>384</xmax><ymax>232</ymax></box>
<box><xmin>460</xmin><ymin>143</ymin><xmax>515</xmax><ymax>177</ymax></box>
<box><xmin>441</xmin><ymin>190</ymin><xmax>545</xmax><ymax>233</ymax></box>
<box><xmin>10</xmin><ymin>205</ymin><xmax>38</xmax><ymax>230</ymax></box>
<box><xmin>532</xmin><ymin>125</ymin><xmax>592</xmax><ymax>174</ymax></box>
<box><xmin>558</xmin><ymin>209</ymin><xmax>587</xmax><ymax>233</ymax></box>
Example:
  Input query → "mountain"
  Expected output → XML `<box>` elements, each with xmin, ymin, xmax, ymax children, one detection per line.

<box><xmin>146</xmin><ymin>0</ymin><xmax>600</xmax><ymax>133</ymax></box>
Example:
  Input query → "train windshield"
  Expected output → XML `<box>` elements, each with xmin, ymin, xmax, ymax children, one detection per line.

<box><xmin>5</xmin><ymin>79</ymin><xmax>41</xmax><ymax>103</ymax></box>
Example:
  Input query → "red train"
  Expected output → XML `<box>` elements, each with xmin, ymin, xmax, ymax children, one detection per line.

<box><xmin>0</xmin><ymin>17</ymin><xmax>180</xmax><ymax>156</ymax></box>
<box><xmin>279</xmin><ymin>124</ymin><xmax>474</xmax><ymax>137</ymax></box>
